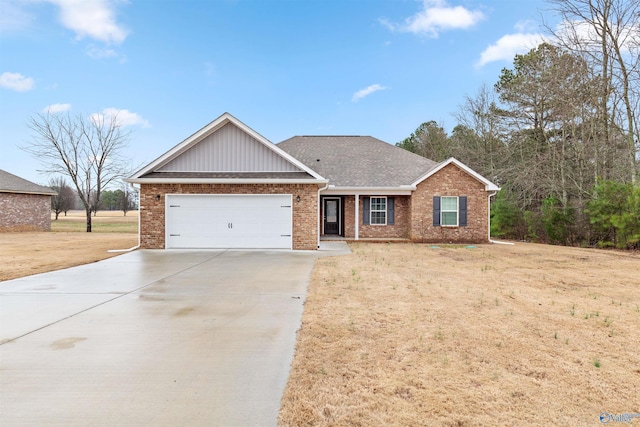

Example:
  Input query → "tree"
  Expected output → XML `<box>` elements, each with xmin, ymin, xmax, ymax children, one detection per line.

<box><xmin>23</xmin><ymin>111</ymin><xmax>131</xmax><ymax>232</ymax></box>
<box><xmin>100</xmin><ymin>190</ymin><xmax>118</xmax><ymax>211</ymax></box>
<box><xmin>453</xmin><ymin>83</ymin><xmax>507</xmax><ymax>180</ymax></box>
<box><xmin>396</xmin><ymin>120</ymin><xmax>451</xmax><ymax>161</ymax></box>
<box><xmin>587</xmin><ymin>180</ymin><xmax>640</xmax><ymax>248</ymax></box>
<box><xmin>547</xmin><ymin>0</ymin><xmax>640</xmax><ymax>184</ymax></box>
<box><xmin>117</xmin><ymin>184</ymin><xmax>136</xmax><ymax>216</ymax></box>
<box><xmin>49</xmin><ymin>176</ymin><xmax>75</xmax><ymax>220</ymax></box>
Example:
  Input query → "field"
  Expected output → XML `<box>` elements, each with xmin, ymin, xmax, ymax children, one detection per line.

<box><xmin>279</xmin><ymin>242</ymin><xmax>640</xmax><ymax>426</ymax></box>
<box><xmin>51</xmin><ymin>209</ymin><xmax>138</xmax><ymax>233</ymax></box>
<box><xmin>0</xmin><ymin>210</ymin><xmax>137</xmax><ymax>282</ymax></box>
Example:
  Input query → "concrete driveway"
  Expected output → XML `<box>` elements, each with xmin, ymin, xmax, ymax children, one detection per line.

<box><xmin>0</xmin><ymin>243</ymin><xmax>349</xmax><ymax>426</ymax></box>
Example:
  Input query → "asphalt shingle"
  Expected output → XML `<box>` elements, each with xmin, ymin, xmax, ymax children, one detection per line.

<box><xmin>0</xmin><ymin>170</ymin><xmax>57</xmax><ymax>195</ymax></box>
<box><xmin>278</xmin><ymin>136</ymin><xmax>438</xmax><ymax>187</ymax></box>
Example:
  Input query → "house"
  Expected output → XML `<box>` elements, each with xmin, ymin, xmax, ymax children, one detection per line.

<box><xmin>0</xmin><ymin>169</ymin><xmax>57</xmax><ymax>231</ymax></box>
<box><xmin>127</xmin><ymin>113</ymin><xmax>499</xmax><ymax>250</ymax></box>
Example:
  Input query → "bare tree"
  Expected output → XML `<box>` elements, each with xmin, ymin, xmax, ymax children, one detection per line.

<box><xmin>546</xmin><ymin>0</ymin><xmax>640</xmax><ymax>184</ymax></box>
<box><xmin>453</xmin><ymin>83</ymin><xmax>507</xmax><ymax>180</ymax></box>
<box><xmin>49</xmin><ymin>176</ymin><xmax>75</xmax><ymax>220</ymax></box>
<box><xmin>23</xmin><ymin>112</ymin><xmax>131</xmax><ymax>232</ymax></box>
<box><xmin>117</xmin><ymin>184</ymin><xmax>136</xmax><ymax>216</ymax></box>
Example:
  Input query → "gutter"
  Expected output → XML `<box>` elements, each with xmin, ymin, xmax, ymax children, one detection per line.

<box><xmin>126</xmin><ymin>178</ymin><xmax>329</xmax><ymax>185</ymax></box>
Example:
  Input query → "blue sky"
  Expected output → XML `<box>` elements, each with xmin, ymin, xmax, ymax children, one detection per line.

<box><xmin>0</xmin><ymin>0</ymin><xmax>555</xmax><ymax>185</ymax></box>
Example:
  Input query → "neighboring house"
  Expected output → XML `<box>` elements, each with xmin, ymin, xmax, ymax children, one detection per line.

<box><xmin>127</xmin><ymin>113</ymin><xmax>499</xmax><ymax>250</ymax></box>
<box><xmin>0</xmin><ymin>169</ymin><xmax>57</xmax><ymax>231</ymax></box>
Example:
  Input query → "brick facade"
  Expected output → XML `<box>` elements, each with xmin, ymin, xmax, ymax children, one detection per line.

<box><xmin>337</xmin><ymin>195</ymin><xmax>411</xmax><ymax>239</ymax></box>
<box><xmin>320</xmin><ymin>164</ymin><xmax>490</xmax><ymax>243</ymax></box>
<box><xmin>0</xmin><ymin>193</ymin><xmax>52</xmax><ymax>231</ymax></box>
<box><xmin>410</xmin><ymin>163</ymin><xmax>489</xmax><ymax>243</ymax></box>
<box><xmin>139</xmin><ymin>183</ymin><xmax>319</xmax><ymax>250</ymax></box>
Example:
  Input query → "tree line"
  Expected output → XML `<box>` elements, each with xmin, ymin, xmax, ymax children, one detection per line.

<box><xmin>48</xmin><ymin>176</ymin><xmax>137</xmax><ymax>220</ymax></box>
<box><xmin>397</xmin><ymin>0</ymin><xmax>639</xmax><ymax>249</ymax></box>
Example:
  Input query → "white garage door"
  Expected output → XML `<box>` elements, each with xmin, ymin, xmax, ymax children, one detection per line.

<box><xmin>165</xmin><ymin>194</ymin><xmax>292</xmax><ymax>249</ymax></box>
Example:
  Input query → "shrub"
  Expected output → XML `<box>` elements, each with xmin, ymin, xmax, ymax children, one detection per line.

<box><xmin>587</xmin><ymin>181</ymin><xmax>640</xmax><ymax>249</ymax></box>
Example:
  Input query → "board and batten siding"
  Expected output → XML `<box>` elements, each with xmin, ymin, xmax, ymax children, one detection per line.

<box><xmin>158</xmin><ymin>123</ymin><xmax>300</xmax><ymax>173</ymax></box>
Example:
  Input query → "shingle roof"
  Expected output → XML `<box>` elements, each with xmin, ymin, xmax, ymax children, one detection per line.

<box><xmin>0</xmin><ymin>170</ymin><xmax>57</xmax><ymax>195</ymax></box>
<box><xmin>277</xmin><ymin>136</ymin><xmax>438</xmax><ymax>187</ymax></box>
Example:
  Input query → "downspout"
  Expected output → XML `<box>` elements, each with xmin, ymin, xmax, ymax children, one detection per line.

<box><xmin>355</xmin><ymin>193</ymin><xmax>359</xmax><ymax>240</ymax></box>
<box><xmin>487</xmin><ymin>190</ymin><xmax>514</xmax><ymax>245</ymax></box>
<box><xmin>317</xmin><ymin>182</ymin><xmax>329</xmax><ymax>249</ymax></box>
<box><xmin>108</xmin><ymin>183</ymin><xmax>141</xmax><ymax>253</ymax></box>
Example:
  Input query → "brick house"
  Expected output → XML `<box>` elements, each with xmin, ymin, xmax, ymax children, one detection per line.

<box><xmin>127</xmin><ymin>113</ymin><xmax>499</xmax><ymax>250</ymax></box>
<box><xmin>0</xmin><ymin>169</ymin><xmax>57</xmax><ymax>231</ymax></box>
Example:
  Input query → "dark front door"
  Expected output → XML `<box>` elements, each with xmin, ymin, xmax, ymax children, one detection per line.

<box><xmin>323</xmin><ymin>198</ymin><xmax>340</xmax><ymax>235</ymax></box>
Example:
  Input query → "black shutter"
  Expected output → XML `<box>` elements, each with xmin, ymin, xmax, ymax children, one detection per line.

<box><xmin>363</xmin><ymin>197</ymin><xmax>370</xmax><ymax>225</ymax></box>
<box><xmin>433</xmin><ymin>196</ymin><xmax>441</xmax><ymax>226</ymax></box>
<box><xmin>459</xmin><ymin>196</ymin><xmax>467</xmax><ymax>226</ymax></box>
<box><xmin>387</xmin><ymin>197</ymin><xmax>394</xmax><ymax>225</ymax></box>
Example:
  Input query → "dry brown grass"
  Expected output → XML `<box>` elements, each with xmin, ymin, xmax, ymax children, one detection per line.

<box><xmin>279</xmin><ymin>242</ymin><xmax>640</xmax><ymax>426</ymax></box>
<box><xmin>51</xmin><ymin>209</ymin><xmax>138</xmax><ymax>233</ymax></box>
<box><xmin>0</xmin><ymin>210</ymin><xmax>138</xmax><ymax>282</ymax></box>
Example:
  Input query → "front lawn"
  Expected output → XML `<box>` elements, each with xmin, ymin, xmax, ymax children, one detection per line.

<box><xmin>279</xmin><ymin>242</ymin><xmax>640</xmax><ymax>426</ymax></box>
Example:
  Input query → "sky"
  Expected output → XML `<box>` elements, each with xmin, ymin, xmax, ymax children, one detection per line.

<box><xmin>0</xmin><ymin>0</ymin><xmax>557</xmax><ymax>185</ymax></box>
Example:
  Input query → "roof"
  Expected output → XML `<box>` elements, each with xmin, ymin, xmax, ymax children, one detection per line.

<box><xmin>412</xmin><ymin>158</ymin><xmax>500</xmax><ymax>192</ymax></box>
<box><xmin>277</xmin><ymin>136</ymin><xmax>438</xmax><ymax>188</ymax></box>
<box><xmin>128</xmin><ymin>113</ymin><xmax>326</xmax><ymax>184</ymax></box>
<box><xmin>0</xmin><ymin>170</ymin><xmax>57</xmax><ymax>196</ymax></box>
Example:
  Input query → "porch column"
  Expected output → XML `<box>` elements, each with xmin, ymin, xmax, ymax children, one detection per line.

<box><xmin>354</xmin><ymin>193</ymin><xmax>359</xmax><ymax>240</ymax></box>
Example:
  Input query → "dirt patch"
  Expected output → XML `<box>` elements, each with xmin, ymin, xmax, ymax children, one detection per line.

<box><xmin>279</xmin><ymin>242</ymin><xmax>640</xmax><ymax>426</ymax></box>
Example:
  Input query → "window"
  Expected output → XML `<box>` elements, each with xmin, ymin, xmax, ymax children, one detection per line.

<box><xmin>370</xmin><ymin>197</ymin><xmax>387</xmax><ymax>225</ymax></box>
<box><xmin>363</xmin><ymin>197</ymin><xmax>395</xmax><ymax>225</ymax></box>
<box><xmin>441</xmin><ymin>196</ymin><xmax>458</xmax><ymax>226</ymax></box>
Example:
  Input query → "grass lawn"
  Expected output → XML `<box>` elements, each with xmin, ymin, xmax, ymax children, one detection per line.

<box><xmin>51</xmin><ymin>209</ymin><xmax>138</xmax><ymax>233</ymax></box>
<box><xmin>0</xmin><ymin>210</ymin><xmax>138</xmax><ymax>282</ymax></box>
<box><xmin>279</xmin><ymin>242</ymin><xmax>640</xmax><ymax>426</ymax></box>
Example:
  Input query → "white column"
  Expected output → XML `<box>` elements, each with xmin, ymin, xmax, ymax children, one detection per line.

<box><xmin>355</xmin><ymin>193</ymin><xmax>359</xmax><ymax>240</ymax></box>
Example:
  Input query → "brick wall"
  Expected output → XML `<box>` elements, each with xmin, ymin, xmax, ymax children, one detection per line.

<box><xmin>340</xmin><ymin>195</ymin><xmax>410</xmax><ymax>239</ymax></box>
<box><xmin>139</xmin><ymin>183</ymin><xmax>319</xmax><ymax>250</ymax></box>
<box><xmin>0</xmin><ymin>193</ymin><xmax>52</xmax><ymax>231</ymax></box>
<box><xmin>409</xmin><ymin>163</ymin><xmax>489</xmax><ymax>243</ymax></box>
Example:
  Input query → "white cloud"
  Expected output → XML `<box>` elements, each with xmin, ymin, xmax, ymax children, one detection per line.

<box><xmin>46</xmin><ymin>0</ymin><xmax>128</xmax><ymax>44</ymax></box>
<box><xmin>554</xmin><ymin>19</ymin><xmax>636</xmax><ymax>54</ymax></box>
<box><xmin>383</xmin><ymin>0</ymin><xmax>484</xmax><ymax>38</ymax></box>
<box><xmin>476</xmin><ymin>32</ymin><xmax>547</xmax><ymax>67</ymax></box>
<box><xmin>0</xmin><ymin>0</ymin><xmax>34</xmax><ymax>33</ymax></box>
<box><xmin>352</xmin><ymin>84</ymin><xmax>387</xmax><ymax>102</ymax></box>
<box><xmin>87</xmin><ymin>45</ymin><xmax>119</xmax><ymax>59</ymax></box>
<box><xmin>43</xmin><ymin>103</ymin><xmax>72</xmax><ymax>113</ymax></box>
<box><xmin>0</xmin><ymin>72</ymin><xmax>35</xmax><ymax>92</ymax></box>
<box><xmin>90</xmin><ymin>108</ymin><xmax>150</xmax><ymax>128</ymax></box>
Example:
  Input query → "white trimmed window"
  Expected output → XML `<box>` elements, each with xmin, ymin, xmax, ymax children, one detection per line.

<box><xmin>441</xmin><ymin>196</ymin><xmax>458</xmax><ymax>226</ymax></box>
<box><xmin>370</xmin><ymin>197</ymin><xmax>387</xmax><ymax>225</ymax></box>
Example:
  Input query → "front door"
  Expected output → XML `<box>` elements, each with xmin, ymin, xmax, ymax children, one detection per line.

<box><xmin>323</xmin><ymin>198</ymin><xmax>340</xmax><ymax>235</ymax></box>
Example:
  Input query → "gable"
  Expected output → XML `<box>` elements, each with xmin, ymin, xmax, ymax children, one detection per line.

<box><xmin>158</xmin><ymin>123</ymin><xmax>300</xmax><ymax>173</ymax></box>
<box><xmin>412</xmin><ymin>158</ymin><xmax>499</xmax><ymax>192</ymax></box>
<box><xmin>129</xmin><ymin>113</ymin><xmax>325</xmax><ymax>183</ymax></box>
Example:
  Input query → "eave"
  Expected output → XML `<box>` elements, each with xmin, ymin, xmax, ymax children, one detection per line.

<box><xmin>126</xmin><ymin>178</ymin><xmax>329</xmax><ymax>185</ymax></box>
<box><xmin>321</xmin><ymin>185</ymin><xmax>415</xmax><ymax>196</ymax></box>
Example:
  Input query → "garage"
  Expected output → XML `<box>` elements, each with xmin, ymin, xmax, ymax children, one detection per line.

<box><xmin>165</xmin><ymin>194</ymin><xmax>292</xmax><ymax>249</ymax></box>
